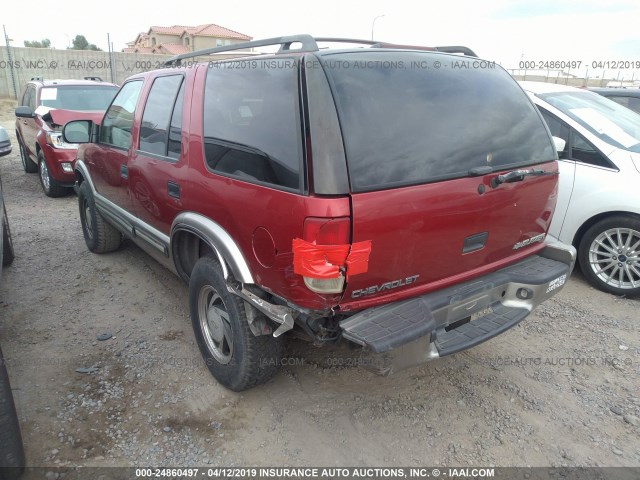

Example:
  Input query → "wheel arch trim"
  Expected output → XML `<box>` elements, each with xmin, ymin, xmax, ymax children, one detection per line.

<box><xmin>74</xmin><ymin>159</ymin><xmax>96</xmax><ymax>192</ymax></box>
<box><xmin>171</xmin><ymin>212</ymin><xmax>254</xmax><ymax>284</ymax></box>
<box><xmin>572</xmin><ymin>210</ymin><xmax>640</xmax><ymax>248</ymax></box>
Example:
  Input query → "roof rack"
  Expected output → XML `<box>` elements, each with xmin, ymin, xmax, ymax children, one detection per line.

<box><xmin>433</xmin><ymin>46</ymin><xmax>477</xmax><ymax>57</ymax></box>
<box><xmin>83</xmin><ymin>76</ymin><xmax>103</xmax><ymax>81</ymax></box>
<box><xmin>164</xmin><ymin>34</ymin><xmax>478</xmax><ymax>66</ymax></box>
<box><xmin>30</xmin><ymin>76</ymin><xmax>43</xmax><ymax>81</ymax></box>
<box><xmin>165</xmin><ymin>34</ymin><xmax>319</xmax><ymax>66</ymax></box>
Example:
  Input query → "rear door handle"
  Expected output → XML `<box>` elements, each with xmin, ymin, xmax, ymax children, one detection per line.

<box><xmin>120</xmin><ymin>164</ymin><xmax>128</xmax><ymax>179</ymax></box>
<box><xmin>167</xmin><ymin>181</ymin><xmax>180</xmax><ymax>199</ymax></box>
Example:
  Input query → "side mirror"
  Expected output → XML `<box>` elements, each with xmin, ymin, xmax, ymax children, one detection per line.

<box><xmin>0</xmin><ymin>128</ymin><xmax>11</xmax><ymax>158</ymax></box>
<box><xmin>15</xmin><ymin>106</ymin><xmax>35</xmax><ymax>118</ymax></box>
<box><xmin>552</xmin><ymin>136</ymin><xmax>566</xmax><ymax>154</ymax></box>
<box><xmin>62</xmin><ymin>120</ymin><xmax>94</xmax><ymax>144</ymax></box>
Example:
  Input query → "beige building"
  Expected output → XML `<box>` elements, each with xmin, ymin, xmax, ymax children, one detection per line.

<box><xmin>123</xmin><ymin>24</ymin><xmax>252</xmax><ymax>55</ymax></box>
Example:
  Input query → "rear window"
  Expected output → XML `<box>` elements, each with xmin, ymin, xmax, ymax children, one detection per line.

<box><xmin>321</xmin><ymin>52</ymin><xmax>555</xmax><ymax>192</ymax></box>
<box><xmin>202</xmin><ymin>58</ymin><xmax>303</xmax><ymax>192</ymax></box>
<box><xmin>39</xmin><ymin>85</ymin><xmax>118</xmax><ymax>111</ymax></box>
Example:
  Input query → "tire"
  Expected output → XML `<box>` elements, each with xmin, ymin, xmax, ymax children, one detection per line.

<box><xmin>189</xmin><ymin>255</ymin><xmax>283</xmax><ymax>391</ymax></box>
<box><xmin>578</xmin><ymin>215</ymin><xmax>640</xmax><ymax>296</ymax></box>
<box><xmin>18</xmin><ymin>141</ymin><xmax>37</xmax><ymax>174</ymax></box>
<box><xmin>77</xmin><ymin>181</ymin><xmax>122</xmax><ymax>253</ymax></box>
<box><xmin>2</xmin><ymin>205</ymin><xmax>14</xmax><ymax>267</ymax></box>
<box><xmin>0</xmin><ymin>345</ymin><xmax>25</xmax><ymax>478</ymax></box>
<box><xmin>38</xmin><ymin>151</ymin><xmax>68</xmax><ymax>198</ymax></box>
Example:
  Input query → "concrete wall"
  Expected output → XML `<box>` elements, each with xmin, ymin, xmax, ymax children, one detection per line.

<box><xmin>0</xmin><ymin>47</ymin><xmax>174</xmax><ymax>98</ymax></box>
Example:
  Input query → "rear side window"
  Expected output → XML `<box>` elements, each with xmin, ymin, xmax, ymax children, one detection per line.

<box><xmin>139</xmin><ymin>75</ymin><xmax>184</xmax><ymax>158</ymax></box>
<box><xmin>322</xmin><ymin>52</ymin><xmax>556</xmax><ymax>192</ymax></box>
<box><xmin>100</xmin><ymin>80</ymin><xmax>143</xmax><ymax>149</ymax></box>
<box><xmin>203</xmin><ymin>59</ymin><xmax>302</xmax><ymax>191</ymax></box>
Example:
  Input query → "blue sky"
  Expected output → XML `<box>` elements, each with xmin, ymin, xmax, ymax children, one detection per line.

<box><xmin>3</xmin><ymin>0</ymin><xmax>639</xmax><ymax>79</ymax></box>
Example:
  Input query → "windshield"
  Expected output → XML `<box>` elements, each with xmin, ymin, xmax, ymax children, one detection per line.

<box><xmin>539</xmin><ymin>90</ymin><xmax>640</xmax><ymax>153</ymax></box>
<box><xmin>321</xmin><ymin>51</ymin><xmax>556</xmax><ymax>192</ymax></box>
<box><xmin>39</xmin><ymin>85</ymin><xmax>118</xmax><ymax>111</ymax></box>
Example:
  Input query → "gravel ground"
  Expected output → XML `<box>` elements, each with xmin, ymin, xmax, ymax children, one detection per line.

<box><xmin>0</xmin><ymin>98</ymin><xmax>638</xmax><ymax>472</ymax></box>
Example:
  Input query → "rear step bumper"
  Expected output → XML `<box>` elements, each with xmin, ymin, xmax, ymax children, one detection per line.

<box><xmin>339</xmin><ymin>236</ymin><xmax>575</xmax><ymax>370</ymax></box>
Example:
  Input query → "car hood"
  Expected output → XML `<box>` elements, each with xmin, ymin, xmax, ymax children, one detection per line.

<box><xmin>40</xmin><ymin>108</ymin><xmax>104</xmax><ymax>127</ymax></box>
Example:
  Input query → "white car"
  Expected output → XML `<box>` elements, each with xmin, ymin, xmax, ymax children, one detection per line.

<box><xmin>520</xmin><ymin>81</ymin><xmax>640</xmax><ymax>296</ymax></box>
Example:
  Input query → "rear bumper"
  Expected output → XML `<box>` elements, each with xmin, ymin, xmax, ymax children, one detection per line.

<box><xmin>339</xmin><ymin>236</ymin><xmax>576</xmax><ymax>373</ymax></box>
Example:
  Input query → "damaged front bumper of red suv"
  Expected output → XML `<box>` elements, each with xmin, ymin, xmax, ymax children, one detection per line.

<box><xmin>336</xmin><ymin>235</ymin><xmax>576</xmax><ymax>375</ymax></box>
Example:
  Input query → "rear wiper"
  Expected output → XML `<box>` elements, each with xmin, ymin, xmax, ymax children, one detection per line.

<box><xmin>490</xmin><ymin>168</ymin><xmax>558</xmax><ymax>188</ymax></box>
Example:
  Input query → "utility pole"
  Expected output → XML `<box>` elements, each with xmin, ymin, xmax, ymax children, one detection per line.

<box><xmin>2</xmin><ymin>25</ymin><xmax>18</xmax><ymax>99</ymax></box>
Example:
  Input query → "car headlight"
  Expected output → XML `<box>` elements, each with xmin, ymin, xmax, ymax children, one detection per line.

<box><xmin>46</xmin><ymin>132</ymin><xmax>77</xmax><ymax>149</ymax></box>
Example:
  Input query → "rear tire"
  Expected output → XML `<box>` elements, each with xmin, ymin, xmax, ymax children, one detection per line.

<box><xmin>189</xmin><ymin>255</ymin><xmax>283</xmax><ymax>391</ymax></box>
<box><xmin>18</xmin><ymin>141</ymin><xmax>37</xmax><ymax>174</ymax></box>
<box><xmin>2</xmin><ymin>205</ymin><xmax>14</xmax><ymax>267</ymax></box>
<box><xmin>77</xmin><ymin>181</ymin><xmax>121</xmax><ymax>253</ymax></box>
<box><xmin>578</xmin><ymin>215</ymin><xmax>640</xmax><ymax>296</ymax></box>
<box><xmin>0</xmin><ymin>345</ymin><xmax>25</xmax><ymax>477</ymax></box>
<box><xmin>38</xmin><ymin>151</ymin><xmax>68</xmax><ymax>198</ymax></box>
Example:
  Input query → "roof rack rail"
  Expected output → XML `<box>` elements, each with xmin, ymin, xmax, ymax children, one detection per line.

<box><xmin>433</xmin><ymin>46</ymin><xmax>478</xmax><ymax>57</ymax></box>
<box><xmin>164</xmin><ymin>34</ymin><xmax>478</xmax><ymax>66</ymax></box>
<box><xmin>164</xmin><ymin>34</ymin><xmax>319</xmax><ymax>66</ymax></box>
<box><xmin>30</xmin><ymin>76</ymin><xmax>43</xmax><ymax>81</ymax></box>
<box><xmin>314</xmin><ymin>37</ymin><xmax>379</xmax><ymax>46</ymax></box>
<box><xmin>84</xmin><ymin>76</ymin><xmax>103</xmax><ymax>81</ymax></box>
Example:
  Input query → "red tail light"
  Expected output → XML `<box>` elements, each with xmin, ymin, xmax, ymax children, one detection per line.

<box><xmin>303</xmin><ymin>217</ymin><xmax>351</xmax><ymax>245</ymax></box>
<box><xmin>295</xmin><ymin>217</ymin><xmax>371</xmax><ymax>295</ymax></box>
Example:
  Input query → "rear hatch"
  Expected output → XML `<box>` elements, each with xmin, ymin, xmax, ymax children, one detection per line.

<box><xmin>319</xmin><ymin>51</ymin><xmax>559</xmax><ymax>311</ymax></box>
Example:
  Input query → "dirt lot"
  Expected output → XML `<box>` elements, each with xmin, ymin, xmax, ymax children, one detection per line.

<box><xmin>0</xmin><ymin>97</ymin><xmax>638</xmax><ymax>470</ymax></box>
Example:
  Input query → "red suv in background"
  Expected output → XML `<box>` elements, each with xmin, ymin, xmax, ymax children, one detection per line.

<box><xmin>15</xmin><ymin>77</ymin><xmax>118</xmax><ymax>197</ymax></box>
<box><xmin>62</xmin><ymin>35</ymin><xmax>576</xmax><ymax>391</ymax></box>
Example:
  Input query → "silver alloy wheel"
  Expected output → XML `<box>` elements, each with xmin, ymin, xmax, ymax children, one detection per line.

<box><xmin>83</xmin><ymin>200</ymin><xmax>93</xmax><ymax>240</ymax></box>
<box><xmin>589</xmin><ymin>227</ymin><xmax>640</xmax><ymax>290</ymax></box>
<box><xmin>198</xmin><ymin>285</ymin><xmax>234</xmax><ymax>364</ymax></box>
<box><xmin>39</xmin><ymin>160</ymin><xmax>50</xmax><ymax>192</ymax></box>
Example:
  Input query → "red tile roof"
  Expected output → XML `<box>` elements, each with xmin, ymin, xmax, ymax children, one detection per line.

<box><xmin>186</xmin><ymin>24</ymin><xmax>252</xmax><ymax>40</ymax></box>
<box><xmin>155</xmin><ymin>43</ymin><xmax>190</xmax><ymax>55</ymax></box>
<box><xmin>149</xmin><ymin>25</ymin><xmax>193</xmax><ymax>36</ymax></box>
<box><xmin>148</xmin><ymin>24</ymin><xmax>251</xmax><ymax>40</ymax></box>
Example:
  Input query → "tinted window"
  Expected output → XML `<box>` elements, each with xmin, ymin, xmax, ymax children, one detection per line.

<box><xmin>540</xmin><ymin>108</ymin><xmax>611</xmax><ymax>168</ymax></box>
<box><xmin>39</xmin><ymin>86</ymin><xmax>118</xmax><ymax>110</ymax></box>
<box><xmin>539</xmin><ymin>110</ymin><xmax>570</xmax><ymax>158</ymax></box>
<box><xmin>139</xmin><ymin>75</ymin><xmax>184</xmax><ymax>157</ymax></box>
<box><xmin>100</xmin><ymin>81</ymin><xmax>143</xmax><ymax>149</ymax></box>
<box><xmin>322</xmin><ymin>51</ymin><xmax>555</xmax><ymax>192</ymax></box>
<box><xmin>572</xmin><ymin>131</ymin><xmax>611</xmax><ymax>167</ymax></box>
<box><xmin>203</xmin><ymin>59</ymin><xmax>302</xmax><ymax>191</ymax></box>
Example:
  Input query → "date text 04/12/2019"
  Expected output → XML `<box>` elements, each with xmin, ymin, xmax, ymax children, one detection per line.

<box><xmin>519</xmin><ymin>60</ymin><xmax>640</xmax><ymax>70</ymax></box>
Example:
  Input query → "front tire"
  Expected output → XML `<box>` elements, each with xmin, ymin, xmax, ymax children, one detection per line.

<box><xmin>2</xmin><ymin>205</ymin><xmax>14</xmax><ymax>267</ymax></box>
<box><xmin>18</xmin><ymin>141</ymin><xmax>37</xmax><ymax>174</ymax></box>
<box><xmin>189</xmin><ymin>255</ymin><xmax>282</xmax><ymax>391</ymax></box>
<box><xmin>38</xmin><ymin>152</ymin><xmax>68</xmax><ymax>198</ymax></box>
<box><xmin>0</xmin><ymin>345</ymin><xmax>25</xmax><ymax>478</ymax></box>
<box><xmin>77</xmin><ymin>182</ymin><xmax>122</xmax><ymax>253</ymax></box>
<box><xmin>578</xmin><ymin>215</ymin><xmax>640</xmax><ymax>296</ymax></box>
